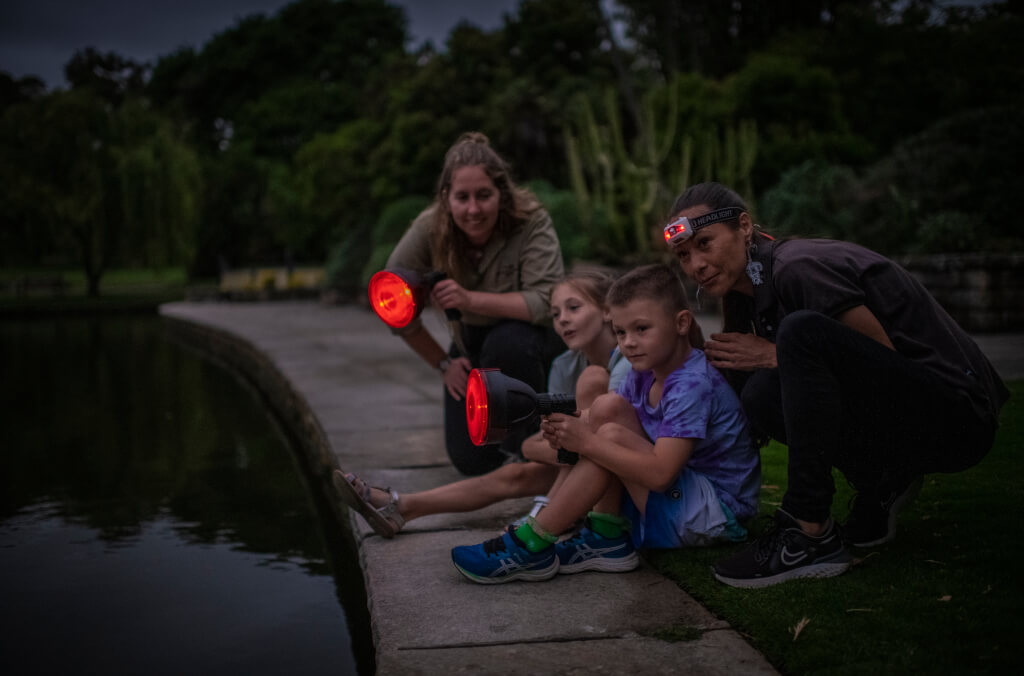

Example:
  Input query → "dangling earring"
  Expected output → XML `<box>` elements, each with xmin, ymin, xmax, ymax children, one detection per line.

<box><xmin>745</xmin><ymin>241</ymin><xmax>764</xmax><ymax>287</ymax></box>
<box><xmin>695</xmin><ymin>285</ymin><xmax>704</xmax><ymax>310</ymax></box>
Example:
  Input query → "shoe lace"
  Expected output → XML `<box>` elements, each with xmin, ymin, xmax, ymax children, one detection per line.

<box><xmin>751</xmin><ymin>516</ymin><xmax>787</xmax><ymax>564</ymax></box>
<box><xmin>483</xmin><ymin>534</ymin><xmax>508</xmax><ymax>556</ymax></box>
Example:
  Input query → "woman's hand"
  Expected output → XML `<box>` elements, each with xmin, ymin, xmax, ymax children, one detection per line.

<box><xmin>431</xmin><ymin>279</ymin><xmax>471</xmax><ymax>313</ymax></box>
<box><xmin>443</xmin><ymin>356</ymin><xmax>473</xmax><ymax>400</ymax></box>
<box><xmin>703</xmin><ymin>332</ymin><xmax>778</xmax><ymax>370</ymax></box>
<box><xmin>540</xmin><ymin>412</ymin><xmax>590</xmax><ymax>454</ymax></box>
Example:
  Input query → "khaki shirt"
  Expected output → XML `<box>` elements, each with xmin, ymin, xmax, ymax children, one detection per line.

<box><xmin>386</xmin><ymin>204</ymin><xmax>564</xmax><ymax>331</ymax></box>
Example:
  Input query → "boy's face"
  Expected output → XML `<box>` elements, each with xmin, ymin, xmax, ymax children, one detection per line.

<box><xmin>609</xmin><ymin>297</ymin><xmax>690</xmax><ymax>375</ymax></box>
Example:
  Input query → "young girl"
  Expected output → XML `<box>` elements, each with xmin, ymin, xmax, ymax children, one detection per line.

<box><xmin>451</xmin><ymin>264</ymin><xmax>761</xmax><ymax>584</ymax></box>
<box><xmin>334</xmin><ymin>269</ymin><xmax>631</xmax><ymax>537</ymax></box>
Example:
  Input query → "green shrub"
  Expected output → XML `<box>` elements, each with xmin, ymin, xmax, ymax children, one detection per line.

<box><xmin>359</xmin><ymin>195</ymin><xmax>431</xmax><ymax>284</ymax></box>
<box><xmin>759</xmin><ymin>159</ymin><xmax>857</xmax><ymax>240</ymax></box>
<box><xmin>527</xmin><ymin>180</ymin><xmax>616</xmax><ymax>265</ymax></box>
<box><xmin>852</xmin><ymin>106</ymin><xmax>1024</xmax><ymax>254</ymax></box>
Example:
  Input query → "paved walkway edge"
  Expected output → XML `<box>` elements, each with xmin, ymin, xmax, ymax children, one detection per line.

<box><xmin>160</xmin><ymin>301</ymin><xmax>779</xmax><ymax>676</ymax></box>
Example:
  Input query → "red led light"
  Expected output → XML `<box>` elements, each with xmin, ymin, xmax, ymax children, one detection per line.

<box><xmin>465</xmin><ymin>369</ymin><xmax>490</xmax><ymax>446</ymax></box>
<box><xmin>368</xmin><ymin>270</ymin><xmax>419</xmax><ymax>328</ymax></box>
<box><xmin>664</xmin><ymin>221</ymin><xmax>687</xmax><ymax>241</ymax></box>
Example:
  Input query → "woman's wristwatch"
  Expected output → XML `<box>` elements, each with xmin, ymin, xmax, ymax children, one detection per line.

<box><xmin>438</xmin><ymin>358</ymin><xmax>451</xmax><ymax>373</ymax></box>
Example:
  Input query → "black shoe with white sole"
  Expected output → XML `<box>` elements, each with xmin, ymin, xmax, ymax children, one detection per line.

<box><xmin>713</xmin><ymin>509</ymin><xmax>852</xmax><ymax>589</ymax></box>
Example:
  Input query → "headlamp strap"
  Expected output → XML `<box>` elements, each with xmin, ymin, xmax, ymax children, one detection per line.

<box><xmin>689</xmin><ymin>207</ymin><xmax>743</xmax><ymax>230</ymax></box>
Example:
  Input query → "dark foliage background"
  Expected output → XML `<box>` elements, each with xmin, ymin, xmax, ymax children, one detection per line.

<box><xmin>2</xmin><ymin>0</ymin><xmax>1021</xmax><ymax>294</ymax></box>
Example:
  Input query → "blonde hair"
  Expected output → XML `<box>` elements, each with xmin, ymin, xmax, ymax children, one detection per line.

<box><xmin>429</xmin><ymin>132</ymin><xmax>541</xmax><ymax>283</ymax></box>
<box><xmin>554</xmin><ymin>267</ymin><xmax>618</xmax><ymax>312</ymax></box>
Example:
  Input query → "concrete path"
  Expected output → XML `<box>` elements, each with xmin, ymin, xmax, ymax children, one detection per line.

<box><xmin>160</xmin><ymin>300</ymin><xmax>778</xmax><ymax>675</ymax></box>
<box><xmin>159</xmin><ymin>299</ymin><xmax>1022</xmax><ymax>675</ymax></box>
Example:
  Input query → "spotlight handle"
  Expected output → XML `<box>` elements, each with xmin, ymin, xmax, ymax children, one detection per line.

<box><xmin>535</xmin><ymin>393</ymin><xmax>577</xmax><ymax>416</ymax></box>
<box><xmin>535</xmin><ymin>393</ymin><xmax>579</xmax><ymax>465</ymax></box>
<box><xmin>422</xmin><ymin>270</ymin><xmax>462</xmax><ymax>322</ymax></box>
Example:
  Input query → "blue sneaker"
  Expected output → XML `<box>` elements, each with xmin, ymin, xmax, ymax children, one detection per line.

<box><xmin>451</xmin><ymin>531</ymin><xmax>558</xmax><ymax>584</ymax></box>
<box><xmin>555</xmin><ymin>525</ymin><xmax>640</xmax><ymax>574</ymax></box>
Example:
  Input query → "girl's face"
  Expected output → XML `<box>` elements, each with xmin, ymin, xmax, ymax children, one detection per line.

<box><xmin>672</xmin><ymin>205</ymin><xmax>754</xmax><ymax>297</ymax></box>
<box><xmin>550</xmin><ymin>282</ymin><xmax>607</xmax><ymax>352</ymax></box>
<box><xmin>609</xmin><ymin>297</ymin><xmax>690</xmax><ymax>377</ymax></box>
<box><xmin>447</xmin><ymin>165</ymin><xmax>500</xmax><ymax>247</ymax></box>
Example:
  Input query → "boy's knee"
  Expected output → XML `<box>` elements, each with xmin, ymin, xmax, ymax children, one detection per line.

<box><xmin>596</xmin><ymin>421</ymin><xmax>634</xmax><ymax>446</ymax></box>
<box><xmin>588</xmin><ymin>392</ymin><xmax>633</xmax><ymax>427</ymax></box>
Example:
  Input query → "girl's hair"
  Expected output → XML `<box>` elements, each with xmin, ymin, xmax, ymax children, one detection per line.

<box><xmin>429</xmin><ymin>132</ymin><xmax>542</xmax><ymax>282</ymax></box>
<box><xmin>555</xmin><ymin>267</ymin><xmax>618</xmax><ymax>312</ymax></box>
<box><xmin>606</xmin><ymin>263</ymin><xmax>690</xmax><ymax>315</ymax></box>
<box><xmin>669</xmin><ymin>182</ymin><xmax>749</xmax><ymax>225</ymax></box>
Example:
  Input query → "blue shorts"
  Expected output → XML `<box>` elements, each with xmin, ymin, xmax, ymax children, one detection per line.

<box><xmin>621</xmin><ymin>470</ymin><xmax>747</xmax><ymax>549</ymax></box>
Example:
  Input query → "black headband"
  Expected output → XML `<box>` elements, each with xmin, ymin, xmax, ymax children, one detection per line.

<box><xmin>688</xmin><ymin>207</ymin><xmax>744</xmax><ymax>230</ymax></box>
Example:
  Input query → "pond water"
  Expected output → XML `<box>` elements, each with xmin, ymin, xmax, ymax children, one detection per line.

<box><xmin>0</xmin><ymin>316</ymin><xmax>371</xmax><ymax>675</ymax></box>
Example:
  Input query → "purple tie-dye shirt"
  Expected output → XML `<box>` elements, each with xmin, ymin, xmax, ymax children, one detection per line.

<box><xmin>615</xmin><ymin>348</ymin><xmax>760</xmax><ymax>519</ymax></box>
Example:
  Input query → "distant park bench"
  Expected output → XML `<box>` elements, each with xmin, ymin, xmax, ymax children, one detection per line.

<box><xmin>8</xmin><ymin>275</ymin><xmax>69</xmax><ymax>297</ymax></box>
<box><xmin>218</xmin><ymin>266</ymin><xmax>325</xmax><ymax>299</ymax></box>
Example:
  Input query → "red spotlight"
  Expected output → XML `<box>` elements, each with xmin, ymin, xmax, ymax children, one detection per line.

<box><xmin>367</xmin><ymin>268</ymin><xmax>460</xmax><ymax>328</ymax></box>
<box><xmin>465</xmin><ymin>368</ymin><xmax>576</xmax><ymax>446</ymax></box>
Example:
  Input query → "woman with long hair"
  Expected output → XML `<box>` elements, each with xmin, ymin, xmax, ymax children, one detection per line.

<box><xmin>382</xmin><ymin>132</ymin><xmax>565</xmax><ymax>475</ymax></box>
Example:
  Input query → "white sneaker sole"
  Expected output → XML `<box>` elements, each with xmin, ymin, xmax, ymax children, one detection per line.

<box><xmin>559</xmin><ymin>552</ymin><xmax>640</xmax><ymax>575</ymax></box>
<box><xmin>453</xmin><ymin>558</ymin><xmax>559</xmax><ymax>584</ymax></box>
<box><xmin>714</xmin><ymin>560</ymin><xmax>851</xmax><ymax>589</ymax></box>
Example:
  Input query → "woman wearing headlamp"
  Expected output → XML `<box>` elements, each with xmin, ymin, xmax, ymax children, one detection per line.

<box><xmin>665</xmin><ymin>181</ymin><xmax>1008</xmax><ymax>588</ymax></box>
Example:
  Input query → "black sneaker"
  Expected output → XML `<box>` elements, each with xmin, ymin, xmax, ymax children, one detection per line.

<box><xmin>713</xmin><ymin>510</ymin><xmax>852</xmax><ymax>588</ymax></box>
<box><xmin>843</xmin><ymin>475</ymin><xmax>923</xmax><ymax>548</ymax></box>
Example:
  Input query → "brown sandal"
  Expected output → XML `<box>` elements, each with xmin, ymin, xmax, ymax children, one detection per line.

<box><xmin>332</xmin><ymin>469</ymin><xmax>405</xmax><ymax>538</ymax></box>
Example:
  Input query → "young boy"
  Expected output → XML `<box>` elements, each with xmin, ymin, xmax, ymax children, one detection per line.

<box><xmin>451</xmin><ymin>264</ymin><xmax>761</xmax><ymax>583</ymax></box>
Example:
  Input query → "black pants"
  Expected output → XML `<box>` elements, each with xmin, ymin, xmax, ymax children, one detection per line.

<box><xmin>741</xmin><ymin>310</ymin><xmax>995</xmax><ymax>523</ymax></box>
<box><xmin>444</xmin><ymin>320</ymin><xmax>563</xmax><ymax>476</ymax></box>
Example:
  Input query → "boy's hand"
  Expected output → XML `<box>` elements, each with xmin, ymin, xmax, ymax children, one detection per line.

<box><xmin>541</xmin><ymin>411</ymin><xmax>590</xmax><ymax>453</ymax></box>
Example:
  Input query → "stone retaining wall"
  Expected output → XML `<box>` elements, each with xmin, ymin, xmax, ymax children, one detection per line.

<box><xmin>899</xmin><ymin>253</ymin><xmax>1024</xmax><ymax>332</ymax></box>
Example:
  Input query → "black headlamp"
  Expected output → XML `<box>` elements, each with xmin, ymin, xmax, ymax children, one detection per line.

<box><xmin>663</xmin><ymin>207</ymin><xmax>744</xmax><ymax>246</ymax></box>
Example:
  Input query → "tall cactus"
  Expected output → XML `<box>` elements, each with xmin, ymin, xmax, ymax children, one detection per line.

<box><xmin>564</xmin><ymin>74</ymin><xmax>759</xmax><ymax>259</ymax></box>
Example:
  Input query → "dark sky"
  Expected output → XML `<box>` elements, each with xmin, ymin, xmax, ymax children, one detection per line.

<box><xmin>0</xmin><ymin>0</ymin><xmax>520</xmax><ymax>89</ymax></box>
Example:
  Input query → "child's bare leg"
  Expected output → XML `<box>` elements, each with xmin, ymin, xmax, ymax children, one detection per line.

<box><xmin>574</xmin><ymin>364</ymin><xmax>610</xmax><ymax>410</ymax></box>
<box><xmin>587</xmin><ymin>393</ymin><xmax>656</xmax><ymax>513</ymax></box>
<box><xmin>360</xmin><ymin>462</ymin><xmax>558</xmax><ymax>522</ymax></box>
<box><xmin>533</xmin><ymin>457</ymin><xmax>615</xmax><ymax>535</ymax></box>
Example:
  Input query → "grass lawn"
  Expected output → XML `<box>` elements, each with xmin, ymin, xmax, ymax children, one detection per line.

<box><xmin>0</xmin><ymin>267</ymin><xmax>193</xmax><ymax>313</ymax></box>
<box><xmin>648</xmin><ymin>380</ymin><xmax>1023</xmax><ymax>675</ymax></box>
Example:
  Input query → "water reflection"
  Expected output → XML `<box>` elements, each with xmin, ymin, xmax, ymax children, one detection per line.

<box><xmin>0</xmin><ymin>316</ymin><xmax>363</xmax><ymax>675</ymax></box>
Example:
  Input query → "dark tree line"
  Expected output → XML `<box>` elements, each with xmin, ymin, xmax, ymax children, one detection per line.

<box><xmin>1</xmin><ymin>0</ymin><xmax>1021</xmax><ymax>295</ymax></box>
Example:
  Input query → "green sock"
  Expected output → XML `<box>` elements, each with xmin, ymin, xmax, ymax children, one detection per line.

<box><xmin>588</xmin><ymin>511</ymin><xmax>630</xmax><ymax>539</ymax></box>
<box><xmin>514</xmin><ymin>518</ymin><xmax>557</xmax><ymax>553</ymax></box>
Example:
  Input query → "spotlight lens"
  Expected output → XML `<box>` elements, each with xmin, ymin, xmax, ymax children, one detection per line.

<box><xmin>368</xmin><ymin>270</ymin><xmax>418</xmax><ymax>328</ymax></box>
<box><xmin>465</xmin><ymin>369</ymin><xmax>489</xmax><ymax>446</ymax></box>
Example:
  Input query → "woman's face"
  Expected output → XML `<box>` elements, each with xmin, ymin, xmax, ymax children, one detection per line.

<box><xmin>672</xmin><ymin>205</ymin><xmax>753</xmax><ymax>297</ymax></box>
<box><xmin>550</xmin><ymin>282</ymin><xmax>607</xmax><ymax>352</ymax></box>
<box><xmin>447</xmin><ymin>165</ymin><xmax>500</xmax><ymax>247</ymax></box>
